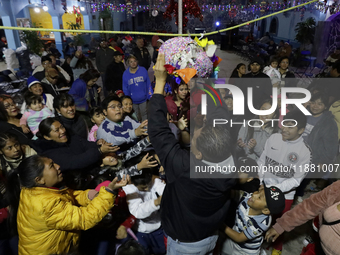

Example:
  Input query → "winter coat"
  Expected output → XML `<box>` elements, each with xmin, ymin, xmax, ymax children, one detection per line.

<box><xmin>17</xmin><ymin>186</ymin><xmax>114</xmax><ymax>255</ymax></box>
<box><xmin>105</xmin><ymin>60</ymin><xmax>126</xmax><ymax>93</ymax></box>
<box><xmin>132</xmin><ymin>47</ymin><xmax>151</xmax><ymax>71</ymax></box>
<box><xmin>96</xmin><ymin>48</ymin><xmax>115</xmax><ymax>73</ymax></box>
<box><xmin>31</xmin><ymin>135</ymin><xmax>102</xmax><ymax>172</ymax></box>
<box><xmin>56</xmin><ymin>114</ymin><xmax>88</xmax><ymax>140</ymax></box>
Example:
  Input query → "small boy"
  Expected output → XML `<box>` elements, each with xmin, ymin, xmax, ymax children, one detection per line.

<box><xmin>122</xmin><ymin>157</ymin><xmax>166</xmax><ymax>255</ymax></box>
<box><xmin>97</xmin><ymin>95</ymin><xmax>148</xmax><ymax>148</ymax></box>
<box><xmin>225</xmin><ymin>157</ymin><xmax>260</xmax><ymax>228</ymax></box>
<box><xmin>222</xmin><ymin>184</ymin><xmax>285</xmax><ymax>255</ymax></box>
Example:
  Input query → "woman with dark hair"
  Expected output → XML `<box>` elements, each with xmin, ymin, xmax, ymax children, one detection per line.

<box><xmin>70</xmin><ymin>50</ymin><xmax>95</xmax><ymax>80</ymax></box>
<box><xmin>230</xmin><ymin>63</ymin><xmax>246</xmax><ymax>78</ymax></box>
<box><xmin>0</xmin><ymin>95</ymin><xmax>33</xmax><ymax>145</ymax></box>
<box><xmin>236</xmin><ymin>99</ymin><xmax>280</xmax><ymax>160</ymax></box>
<box><xmin>68</xmin><ymin>69</ymin><xmax>101</xmax><ymax>112</ymax></box>
<box><xmin>53</xmin><ymin>93</ymin><xmax>89</xmax><ymax>139</ymax></box>
<box><xmin>32</xmin><ymin>118</ymin><xmax>119</xmax><ymax>176</ymax></box>
<box><xmin>164</xmin><ymin>79</ymin><xmax>189</xmax><ymax>121</ymax></box>
<box><xmin>5</xmin><ymin>155</ymin><xmax>128</xmax><ymax>255</ymax></box>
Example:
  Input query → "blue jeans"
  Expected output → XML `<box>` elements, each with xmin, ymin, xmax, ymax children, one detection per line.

<box><xmin>135</xmin><ymin>228</ymin><xmax>166</xmax><ymax>255</ymax></box>
<box><xmin>167</xmin><ymin>234</ymin><xmax>218</xmax><ymax>255</ymax></box>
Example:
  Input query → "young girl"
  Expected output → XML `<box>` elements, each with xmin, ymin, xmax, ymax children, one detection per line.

<box><xmin>20</xmin><ymin>92</ymin><xmax>54</xmax><ymax>137</ymax></box>
<box><xmin>6</xmin><ymin>155</ymin><xmax>128</xmax><ymax>255</ymax></box>
<box><xmin>230</xmin><ymin>63</ymin><xmax>246</xmax><ymax>78</ymax></box>
<box><xmin>88</xmin><ymin>107</ymin><xmax>106</xmax><ymax>142</ymax></box>
<box><xmin>165</xmin><ymin>81</ymin><xmax>189</xmax><ymax>121</ymax></box>
<box><xmin>0</xmin><ymin>133</ymin><xmax>37</xmax><ymax>177</ymax></box>
<box><xmin>121</xmin><ymin>96</ymin><xmax>138</xmax><ymax>122</ymax></box>
<box><xmin>237</xmin><ymin>99</ymin><xmax>280</xmax><ymax>160</ymax></box>
<box><xmin>263</xmin><ymin>57</ymin><xmax>281</xmax><ymax>84</ymax></box>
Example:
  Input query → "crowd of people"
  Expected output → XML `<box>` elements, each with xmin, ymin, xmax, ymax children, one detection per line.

<box><xmin>0</xmin><ymin>33</ymin><xmax>339</xmax><ymax>255</ymax></box>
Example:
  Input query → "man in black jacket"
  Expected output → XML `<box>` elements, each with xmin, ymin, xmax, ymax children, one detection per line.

<box><xmin>104</xmin><ymin>51</ymin><xmax>126</xmax><ymax>94</ymax></box>
<box><xmin>149</xmin><ymin>54</ymin><xmax>236</xmax><ymax>254</ymax></box>
<box><xmin>133</xmin><ymin>38</ymin><xmax>151</xmax><ymax>71</ymax></box>
<box><xmin>242</xmin><ymin>57</ymin><xmax>273</xmax><ymax>119</ymax></box>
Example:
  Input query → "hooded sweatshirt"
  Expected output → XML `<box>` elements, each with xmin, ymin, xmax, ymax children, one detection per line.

<box><xmin>122</xmin><ymin>66</ymin><xmax>151</xmax><ymax>104</ymax></box>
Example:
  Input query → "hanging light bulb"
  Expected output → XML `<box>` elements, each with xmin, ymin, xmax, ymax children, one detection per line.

<box><xmin>43</xmin><ymin>6</ymin><xmax>48</xmax><ymax>11</ymax></box>
<box><xmin>80</xmin><ymin>7</ymin><xmax>85</xmax><ymax>11</ymax></box>
<box><xmin>34</xmin><ymin>7</ymin><xmax>40</xmax><ymax>13</ymax></box>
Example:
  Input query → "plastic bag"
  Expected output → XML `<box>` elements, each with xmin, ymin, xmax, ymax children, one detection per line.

<box><xmin>3</xmin><ymin>48</ymin><xmax>19</xmax><ymax>70</ymax></box>
<box><xmin>30</xmin><ymin>54</ymin><xmax>41</xmax><ymax>70</ymax></box>
<box><xmin>16</xmin><ymin>42</ymin><xmax>27</xmax><ymax>53</ymax></box>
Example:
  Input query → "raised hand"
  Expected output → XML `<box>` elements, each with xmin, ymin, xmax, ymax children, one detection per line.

<box><xmin>135</xmin><ymin>120</ymin><xmax>148</xmax><ymax>137</ymax></box>
<box><xmin>100</xmin><ymin>143</ymin><xmax>120</xmax><ymax>154</ymax></box>
<box><xmin>177</xmin><ymin>116</ymin><xmax>188</xmax><ymax>131</ymax></box>
<box><xmin>108</xmin><ymin>175</ymin><xmax>130</xmax><ymax>190</ymax></box>
<box><xmin>137</xmin><ymin>153</ymin><xmax>159</xmax><ymax>170</ymax></box>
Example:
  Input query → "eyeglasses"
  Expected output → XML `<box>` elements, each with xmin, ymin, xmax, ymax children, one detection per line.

<box><xmin>42</xmin><ymin>62</ymin><xmax>51</xmax><ymax>66</ymax></box>
<box><xmin>4</xmin><ymin>103</ymin><xmax>16</xmax><ymax>109</ymax></box>
<box><xmin>107</xmin><ymin>104</ymin><xmax>122</xmax><ymax>110</ymax></box>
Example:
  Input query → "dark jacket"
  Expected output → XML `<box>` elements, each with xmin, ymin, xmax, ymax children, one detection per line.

<box><xmin>32</xmin><ymin>135</ymin><xmax>101</xmax><ymax>172</ymax></box>
<box><xmin>279</xmin><ymin>70</ymin><xmax>297</xmax><ymax>88</ymax></box>
<box><xmin>306</xmin><ymin>111</ymin><xmax>338</xmax><ymax>165</ymax></box>
<box><xmin>56</xmin><ymin>114</ymin><xmax>88</xmax><ymax>140</ymax></box>
<box><xmin>96</xmin><ymin>48</ymin><xmax>115</xmax><ymax>73</ymax></box>
<box><xmin>105</xmin><ymin>60</ymin><xmax>126</xmax><ymax>93</ymax></box>
<box><xmin>133</xmin><ymin>47</ymin><xmax>151</xmax><ymax>71</ymax></box>
<box><xmin>148</xmin><ymin>94</ymin><xmax>236</xmax><ymax>242</ymax></box>
<box><xmin>242</xmin><ymin>72</ymin><xmax>272</xmax><ymax>119</ymax></box>
<box><xmin>0</xmin><ymin>119</ymin><xmax>33</xmax><ymax>145</ymax></box>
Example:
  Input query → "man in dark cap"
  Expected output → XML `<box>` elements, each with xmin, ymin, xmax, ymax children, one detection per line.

<box><xmin>241</xmin><ymin>57</ymin><xmax>272</xmax><ymax>119</ymax></box>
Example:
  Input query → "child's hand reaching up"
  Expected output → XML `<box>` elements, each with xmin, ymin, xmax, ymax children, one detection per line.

<box><xmin>107</xmin><ymin>175</ymin><xmax>130</xmax><ymax>190</ymax></box>
<box><xmin>21</xmin><ymin>125</ymin><xmax>30</xmax><ymax>134</ymax></box>
<box><xmin>100</xmin><ymin>143</ymin><xmax>120</xmax><ymax>154</ymax></box>
<box><xmin>177</xmin><ymin>116</ymin><xmax>188</xmax><ymax>131</ymax></box>
<box><xmin>135</xmin><ymin>120</ymin><xmax>148</xmax><ymax>136</ymax></box>
<box><xmin>137</xmin><ymin>153</ymin><xmax>159</xmax><ymax>170</ymax></box>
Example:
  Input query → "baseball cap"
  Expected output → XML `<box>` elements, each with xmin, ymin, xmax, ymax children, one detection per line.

<box><xmin>115</xmin><ymin>90</ymin><xmax>124</xmax><ymax>96</ymax></box>
<box><xmin>238</xmin><ymin>157</ymin><xmax>258</xmax><ymax>168</ymax></box>
<box><xmin>249</xmin><ymin>57</ymin><xmax>264</xmax><ymax>66</ymax></box>
<box><xmin>157</xmin><ymin>39</ymin><xmax>164</xmax><ymax>44</ymax></box>
<box><xmin>27</xmin><ymin>76</ymin><xmax>40</xmax><ymax>88</ymax></box>
<box><xmin>263</xmin><ymin>183</ymin><xmax>285</xmax><ymax>215</ymax></box>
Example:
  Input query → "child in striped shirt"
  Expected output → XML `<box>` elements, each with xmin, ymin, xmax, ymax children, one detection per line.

<box><xmin>222</xmin><ymin>184</ymin><xmax>285</xmax><ymax>255</ymax></box>
<box><xmin>20</xmin><ymin>92</ymin><xmax>54</xmax><ymax>138</ymax></box>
